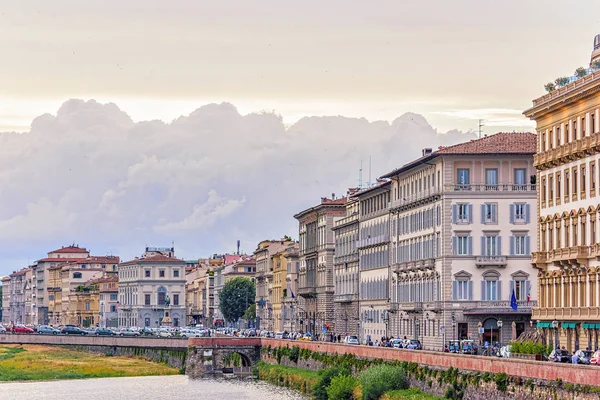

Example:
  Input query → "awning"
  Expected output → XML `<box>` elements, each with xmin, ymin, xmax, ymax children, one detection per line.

<box><xmin>562</xmin><ymin>322</ymin><xmax>577</xmax><ymax>329</ymax></box>
<box><xmin>582</xmin><ymin>323</ymin><xmax>592</xmax><ymax>329</ymax></box>
<box><xmin>596</xmin><ymin>323</ymin><xmax>600</xmax><ymax>329</ymax></box>
<box><xmin>536</xmin><ymin>322</ymin><xmax>551</xmax><ymax>328</ymax></box>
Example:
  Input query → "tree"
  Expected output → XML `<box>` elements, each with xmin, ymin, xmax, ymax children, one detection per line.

<box><xmin>592</xmin><ymin>59</ymin><xmax>600</xmax><ymax>71</ymax></box>
<box><xmin>219</xmin><ymin>277</ymin><xmax>255</xmax><ymax>323</ymax></box>
<box><xmin>554</xmin><ymin>77</ymin><xmax>570</xmax><ymax>87</ymax></box>
<box><xmin>575</xmin><ymin>67</ymin><xmax>588</xmax><ymax>78</ymax></box>
<box><xmin>243</xmin><ymin>303</ymin><xmax>256</xmax><ymax>320</ymax></box>
<box><xmin>544</xmin><ymin>82</ymin><xmax>556</xmax><ymax>93</ymax></box>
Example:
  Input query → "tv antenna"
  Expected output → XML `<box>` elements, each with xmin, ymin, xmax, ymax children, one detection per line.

<box><xmin>358</xmin><ymin>160</ymin><xmax>363</xmax><ymax>189</ymax></box>
<box><xmin>478</xmin><ymin>119</ymin><xmax>485</xmax><ymax>138</ymax></box>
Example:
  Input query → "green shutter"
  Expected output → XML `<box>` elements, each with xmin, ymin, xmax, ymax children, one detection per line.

<box><xmin>582</xmin><ymin>323</ymin><xmax>591</xmax><ymax>329</ymax></box>
<box><xmin>596</xmin><ymin>324</ymin><xmax>600</xmax><ymax>329</ymax></box>
<box><xmin>536</xmin><ymin>322</ymin><xmax>550</xmax><ymax>328</ymax></box>
<box><xmin>561</xmin><ymin>322</ymin><xmax>576</xmax><ymax>329</ymax></box>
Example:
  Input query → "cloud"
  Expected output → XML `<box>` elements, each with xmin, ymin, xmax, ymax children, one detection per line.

<box><xmin>434</xmin><ymin>108</ymin><xmax>536</xmax><ymax>128</ymax></box>
<box><xmin>0</xmin><ymin>99</ymin><xmax>478</xmax><ymax>272</ymax></box>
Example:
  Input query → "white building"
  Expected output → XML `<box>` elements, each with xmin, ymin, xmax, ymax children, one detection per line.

<box><xmin>381</xmin><ymin>133</ymin><xmax>538</xmax><ymax>350</ymax></box>
<box><xmin>118</xmin><ymin>247</ymin><xmax>186</xmax><ymax>328</ymax></box>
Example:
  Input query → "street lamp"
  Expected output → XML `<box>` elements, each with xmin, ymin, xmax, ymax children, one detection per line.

<box><xmin>552</xmin><ymin>319</ymin><xmax>559</xmax><ymax>347</ymax></box>
<box><xmin>452</xmin><ymin>320</ymin><xmax>456</xmax><ymax>342</ymax></box>
<box><xmin>497</xmin><ymin>320</ymin><xmax>503</xmax><ymax>346</ymax></box>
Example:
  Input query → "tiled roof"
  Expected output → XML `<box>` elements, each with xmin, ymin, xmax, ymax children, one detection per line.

<box><xmin>120</xmin><ymin>254</ymin><xmax>185</xmax><ymax>265</ymax></box>
<box><xmin>50</xmin><ymin>246</ymin><xmax>89</xmax><ymax>254</ymax></box>
<box><xmin>436</xmin><ymin>132</ymin><xmax>536</xmax><ymax>155</ymax></box>
<box><xmin>350</xmin><ymin>179</ymin><xmax>391</xmax><ymax>199</ymax></box>
<box><xmin>37</xmin><ymin>258</ymin><xmax>85</xmax><ymax>263</ymax></box>
<box><xmin>80</xmin><ymin>256</ymin><xmax>120</xmax><ymax>264</ymax></box>
<box><xmin>321</xmin><ymin>197</ymin><xmax>347</xmax><ymax>205</ymax></box>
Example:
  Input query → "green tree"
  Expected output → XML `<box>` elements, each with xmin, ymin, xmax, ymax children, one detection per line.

<box><xmin>544</xmin><ymin>82</ymin><xmax>556</xmax><ymax>93</ymax></box>
<box><xmin>575</xmin><ymin>66</ymin><xmax>588</xmax><ymax>78</ymax></box>
<box><xmin>243</xmin><ymin>303</ymin><xmax>256</xmax><ymax>320</ymax></box>
<box><xmin>219</xmin><ymin>277</ymin><xmax>255</xmax><ymax>323</ymax></box>
<box><xmin>554</xmin><ymin>76</ymin><xmax>570</xmax><ymax>87</ymax></box>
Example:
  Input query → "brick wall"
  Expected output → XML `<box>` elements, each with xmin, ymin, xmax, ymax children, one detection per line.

<box><xmin>262</xmin><ymin>338</ymin><xmax>600</xmax><ymax>386</ymax></box>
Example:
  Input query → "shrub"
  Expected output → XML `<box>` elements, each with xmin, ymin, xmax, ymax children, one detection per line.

<box><xmin>327</xmin><ymin>374</ymin><xmax>359</xmax><ymax>400</ymax></box>
<box><xmin>359</xmin><ymin>364</ymin><xmax>408</xmax><ymax>400</ymax></box>
<box><xmin>313</xmin><ymin>366</ymin><xmax>351</xmax><ymax>400</ymax></box>
<box><xmin>494</xmin><ymin>372</ymin><xmax>509</xmax><ymax>392</ymax></box>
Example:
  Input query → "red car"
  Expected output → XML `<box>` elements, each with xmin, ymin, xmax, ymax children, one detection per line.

<box><xmin>11</xmin><ymin>325</ymin><xmax>34</xmax><ymax>334</ymax></box>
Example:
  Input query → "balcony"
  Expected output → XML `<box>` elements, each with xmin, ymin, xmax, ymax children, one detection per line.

<box><xmin>532</xmin><ymin>306</ymin><xmax>600</xmax><ymax>320</ymax></box>
<box><xmin>475</xmin><ymin>256</ymin><xmax>507</xmax><ymax>268</ymax></box>
<box><xmin>445</xmin><ymin>184</ymin><xmax>536</xmax><ymax>192</ymax></box>
<box><xmin>398</xmin><ymin>302</ymin><xmax>423</xmax><ymax>313</ymax></box>
<box><xmin>532</xmin><ymin>251</ymin><xmax>547</xmax><ymax>265</ymax></box>
<box><xmin>476</xmin><ymin>300</ymin><xmax>537</xmax><ymax>310</ymax></box>
<box><xmin>357</xmin><ymin>234</ymin><xmax>390</xmax><ymax>248</ymax></box>
<box><xmin>334</xmin><ymin>293</ymin><xmax>356</xmax><ymax>303</ymax></box>
<box><xmin>334</xmin><ymin>252</ymin><xmax>359</xmax><ymax>265</ymax></box>
<box><xmin>534</xmin><ymin>132</ymin><xmax>600</xmax><ymax>170</ymax></box>
<box><xmin>334</xmin><ymin>213</ymin><xmax>359</xmax><ymax>228</ymax></box>
<box><xmin>297</xmin><ymin>285</ymin><xmax>317</xmax><ymax>298</ymax></box>
<box><xmin>389</xmin><ymin>187</ymin><xmax>440</xmax><ymax>210</ymax></box>
<box><xmin>533</xmin><ymin>246</ymin><xmax>591</xmax><ymax>266</ymax></box>
<box><xmin>393</xmin><ymin>258</ymin><xmax>435</xmax><ymax>273</ymax></box>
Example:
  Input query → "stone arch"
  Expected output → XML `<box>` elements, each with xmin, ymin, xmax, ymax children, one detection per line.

<box><xmin>221</xmin><ymin>350</ymin><xmax>252</xmax><ymax>368</ymax></box>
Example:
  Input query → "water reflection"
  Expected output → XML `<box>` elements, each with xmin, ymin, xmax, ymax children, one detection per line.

<box><xmin>0</xmin><ymin>375</ymin><xmax>307</xmax><ymax>400</ymax></box>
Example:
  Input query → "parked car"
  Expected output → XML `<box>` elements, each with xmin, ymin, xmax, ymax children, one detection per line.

<box><xmin>178</xmin><ymin>329</ymin><xmax>202</xmax><ymax>338</ymax></box>
<box><xmin>139</xmin><ymin>327</ymin><xmax>154</xmax><ymax>336</ymax></box>
<box><xmin>275</xmin><ymin>331</ymin><xmax>284</xmax><ymax>339</ymax></box>
<box><xmin>574</xmin><ymin>349</ymin><xmax>593</xmax><ymax>365</ymax></box>
<box><xmin>37</xmin><ymin>325</ymin><xmax>60</xmax><ymax>335</ymax></box>
<box><xmin>344</xmin><ymin>335</ymin><xmax>359</xmax><ymax>345</ymax></box>
<box><xmin>548</xmin><ymin>349</ymin><xmax>572</xmax><ymax>363</ymax></box>
<box><xmin>0</xmin><ymin>325</ymin><xmax>7</xmax><ymax>333</ymax></box>
<box><xmin>94</xmin><ymin>327</ymin><xmax>117</xmax><ymax>336</ymax></box>
<box><xmin>11</xmin><ymin>325</ymin><xmax>34</xmax><ymax>334</ymax></box>
<box><xmin>118</xmin><ymin>328</ymin><xmax>141</xmax><ymax>337</ymax></box>
<box><xmin>405</xmin><ymin>339</ymin><xmax>422</xmax><ymax>350</ymax></box>
<box><xmin>157</xmin><ymin>329</ymin><xmax>173</xmax><ymax>338</ymax></box>
<box><xmin>61</xmin><ymin>326</ymin><xmax>88</xmax><ymax>335</ymax></box>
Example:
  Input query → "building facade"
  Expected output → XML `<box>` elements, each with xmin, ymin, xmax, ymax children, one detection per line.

<box><xmin>295</xmin><ymin>196</ymin><xmax>346</xmax><ymax>337</ymax></box>
<box><xmin>282</xmin><ymin>247</ymin><xmax>300</xmax><ymax>332</ymax></box>
<box><xmin>118</xmin><ymin>247</ymin><xmax>186</xmax><ymax>328</ymax></box>
<box><xmin>332</xmin><ymin>192</ymin><xmax>361</xmax><ymax>338</ymax></box>
<box><xmin>525</xmin><ymin>34</ymin><xmax>600</xmax><ymax>351</ymax></box>
<box><xmin>382</xmin><ymin>133</ymin><xmax>538</xmax><ymax>350</ymax></box>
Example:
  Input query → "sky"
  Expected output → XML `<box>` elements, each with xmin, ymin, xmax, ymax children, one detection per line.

<box><xmin>0</xmin><ymin>1</ymin><xmax>600</xmax><ymax>274</ymax></box>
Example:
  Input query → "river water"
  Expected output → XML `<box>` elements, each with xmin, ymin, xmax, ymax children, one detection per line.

<box><xmin>0</xmin><ymin>375</ymin><xmax>308</xmax><ymax>400</ymax></box>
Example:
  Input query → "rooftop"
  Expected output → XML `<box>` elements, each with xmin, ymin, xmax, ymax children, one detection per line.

<box><xmin>381</xmin><ymin>132</ymin><xmax>536</xmax><ymax>178</ymax></box>
<box><xmin>50</xmin><ymin>245</ymin><xmax>89</xmax><ymax>254</ymax></box>
<box><xmin>120</xmin><ymin>254</ymin><xmax>185</xmax><ymax>266</ymax></box>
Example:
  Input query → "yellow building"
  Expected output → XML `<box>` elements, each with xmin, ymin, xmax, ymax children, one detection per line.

<box><xmin>67</xmin><ymin>279</ymin><xmax>100</xmax><ymax>327</ymax></box>
<box><xmin>271</xmin><ymin>251</ymin><xmax>286</xmax><ymax>332</ymax></box>
<box><xmin>48</xmin><ymin>266</ymin><xmax>63</xmax><ymax>325</ymax></box>
<box><xmin>525</xmin><ymin>33</ymin><xmax>600</xmax><ymax>351</ymax></box>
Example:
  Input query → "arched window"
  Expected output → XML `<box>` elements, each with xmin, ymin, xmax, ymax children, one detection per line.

<box><xmin>157</xmin><ymin>287</ymin><xmax>167</xmax><ymax>306</ymax></box>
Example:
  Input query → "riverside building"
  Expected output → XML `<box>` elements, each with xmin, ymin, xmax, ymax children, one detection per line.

<box><xmin>525</xmin><ymin>33</ymin><xmax>600</xmax><ymax>351</ymax></box>
<box><xmin>381</xmin><ymin>133</ymin><xmax>538</xmax><ymax>350</ymax></box>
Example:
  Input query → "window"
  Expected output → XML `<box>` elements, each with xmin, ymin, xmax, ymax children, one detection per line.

<box><xmin>485</xmin><ymin>169</ymin><xmax>498</xmax><ymax>186</ymax></box>
<box><xmin>549</xmin><ymin>175</ymin><xmax>554</xmax><ymax>202</ymax></box>
<box><xmin>582</xmin><ymin>165</ymin><xmax>587</xmax><ymax>194</ymax></box>
<box><xmin>542</xmin><ymin>177</ymin><xmax>547</xmax><ymax>204</ymax></box>
<box><xmin>110</xmin><ymin>293</ymin><xmax>118</xmax><ymax>301</ymax></box>
<box><xmin>159</xmin><ymin>270</ymin><xmax>165</xmax><ymax>278</ymax></box>
<box><xmin>510</xmin><ymin>203</ymin><xmax>529</xmax><ymax>223</ymax></box>
<box><xmin>452</xmin><ymin>274</ymin><xmax>472</xmax><ymax>300</ymax></box>
<box><xmin>73</xmin><ymin>272</ymin><xmax>82</xmax><ymax>279</ymax></box>
<box><xmin>511</xmin><ymin>277</ymin><xmax>530</xmax><ymax>302</ymax></box>
<box><xmin>157</xmin><ymin>287</ymin><xmax>166</xmax><ymax>305</ymax></box>
<box><xmin>510</xmin><ymin>235</ymin><xmax>530</xmax><ymax>256</ymax></box>
<box><xmin>457</xmin><ymin>169</ymin><xmax>470</xmax><ymax>185</ymax></box>
<box><xmin>482</xmin><ymin>235</ymin><xmax>500</xmax><ymax>256</ymax></box>
<box><xmin>145</xmin><ymin>269</ymin><xmax>151</xmax><ymax>278</ymax></box>
<box><xmin>591</xmin><ymin>161</ymin><xmax>596</xmax><ymax>194</ymax></box>
<box><xmin>173</xmin><ymin>294</ymin><xmax>179</xmax><ymax>306</ymax></box>
<box><xmin>85</xmin><ymin>301</ymin><xmax>90</xmax><ymax>311</ymax></box>
<box><xmin>573</xmin><ymin>167</ymin><xmax>578</xmax><ymax>197</ymax></box>
<box><xmin>110</xmin><ymin>305</ymin><xmax>116</xmax><ymax>312</ymax></box>
<box><xmin>482</xmin><ymin>273</ymin><xmax>501</xmax><ymax>301</ymax></box>
<box><xmin>557</xmin><ymin>172</ymin><xmax>561</xmax><ymax>200</ymax></box>
<box><xmin>565</xmin><ymin>171</ymin><xmax>570</xmax><ymax>198</ymax></box>
<box><xmin>482</xmin><ymin>203</ymin><xmax>497</xmax><ymax>224</ymax></box>
<box><xmin>452</xmin><ymin>203</ymin><xmax>472</xmax><ymax>223</ymax></box>
<box><xmin>453</xmin><ymin>236</ymin><xmax>472</xmax><ymax>255</ymax></box>
<box><xmin>173</xmin><ymin>270</ymin><xmax>180</xmax><ymax>278</ymax></box>
<box><xmin>514</xmin><ymin>168</ymin><xmax>526</xmax><ymax>185</ymax></box>
<box><xmin>145</xmin><ymin>294</ymin><xmax>151</xmax><ymax>305</ymax></box>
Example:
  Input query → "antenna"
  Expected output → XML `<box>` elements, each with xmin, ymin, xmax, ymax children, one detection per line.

<box><xmin>478</xmin><ymin>119</ymin><xmax>485</xmax><ymax>138</ymax></box>
<box><xmin>359</xmin><ymin>160</ymin><xmax>363</xmax><ymax>189</ymax></box>
<box><xmin>368</xmin><ymin>155</ymin><xmax>372</xmax><ymax>187</ymax></box>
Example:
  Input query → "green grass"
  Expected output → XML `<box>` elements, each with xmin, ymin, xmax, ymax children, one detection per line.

<box><xmin>0</xmin><ymin>345</ymin><xmax>179</xmax><ymax>382</ymax></box>
<box><xmin>381</xmin><ymin>388</ymin><xmax>443</xmax><ymax>400</ymax></box>
<box><xmin>254</xmin><ymin>361</ymin><xmax>320</xmax><ymax>395</ymax></box>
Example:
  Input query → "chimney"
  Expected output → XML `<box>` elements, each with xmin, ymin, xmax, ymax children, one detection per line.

<box><xmin>332</xmin><ymin>193</ymin><xmax>335</xmax><ymax>199</ymax></box>
<box><xmin>237</xmin><ymin>240</ymin><xmax>241</xmax><ymax>255</ymax></box>
<box><xmin>422</xmin><ymin>148</ymin><xmax>433</xmax><ymax>157</ymax></box>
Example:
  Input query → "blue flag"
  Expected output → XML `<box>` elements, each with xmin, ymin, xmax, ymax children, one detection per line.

<box><xmin>291</xmin><ymin>290</ymin><xmax>295</xmax><ymax>299</ymax></box>
<box><xmin>510</xmin><ymin>288</ymin><xmax>518</xmax><ymax>311</ymax></box>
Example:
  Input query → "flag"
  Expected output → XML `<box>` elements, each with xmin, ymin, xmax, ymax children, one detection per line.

<box><xmin>291</xmin><ymin>290</ymin><xmax>295</xmax><ymax>299</ymax></box>
<box><xmin>527</xmin><ymin>290</ymin><xmax>531</xmax><ymax>304</ymax></box>
<box><xmin>510</xmin><ymin>288</ymin><xmax>518</xmax><ymax>311</ymax></box>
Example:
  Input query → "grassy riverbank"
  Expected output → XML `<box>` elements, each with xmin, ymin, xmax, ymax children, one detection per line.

<box><xmin>0</xmin><ymin>344</ymin><xmax>179</xmax><ymax>381</ymax></box>
<box><xmin>254</xmin><ymin>362</ymin><xmax>441</xmax><ymax>400</ymax></box>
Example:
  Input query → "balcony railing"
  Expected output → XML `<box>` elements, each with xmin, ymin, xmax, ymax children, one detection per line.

<box><xmin>393</xmin><ymin>258</ymin><xmax>435</xmax><ymax>273</ymax></box>
<box><xmin>334</xmin><ymin>293</ymin><xmax>356</xmax><ymax>303</ymax></box>
<box><xmin>475</xmin><ymin>256</ymin><xmax>507</xmax><ymax>268</ymax></box>
<box><xmin>534</xmin><ymin>133</ymin><xmax>600</xmax><ymax>169</ymax></box>
<box><xmin>445</xmin><ymin>184</ymin><xmax>535</xmax><ymax>192</ymax></box>
<box><xmin>389</xmin><ymin>187</ymin><xmax>440</xmax><ymax>210</ymax></box>
<box><xmin>334</xmin><ymin>213</ymin><xmax>359</xmax><ymax>228</ymax></box>
<box><xmin>476</xmin><ymin>300</ymin><xmax>537</xmax><ymax>309</ymax></box>
<box><xmin>357</xmin><ymin>234</ymin><xmax>390</xmax><ymax>248</ymax></box>
<box><xmin>398</xmin><ymin>302</ymin><xmax>423</xmax><ymax>312</ymax></box>
<box><xmin>297</xmin><ymin>285</ymin><xmax>317</xmax><ymax>298</ymax></box>
<box><xmin>532</xmin><ymin>246</ymin><xmax>592</xmax><ymax>265</ymax></box>
<box><xmin>334</xmin><ymin>252</ymin><xmax>359</xmax><ymax>265</ymax></box>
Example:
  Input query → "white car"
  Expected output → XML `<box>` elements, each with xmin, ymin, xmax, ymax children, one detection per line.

<box><xmin>0</xmin><ymin>325</ymin><xmax>6</xmax><ymax>334</ymax></box>
<box><xmin>275</xmin><ymin>331</ymin><xmax>284</xmax><ymax>339</ymax></box>
<box><xmin>344</xmin><ymin>335</ymin><xmax>359</xmax><ymax>345</ymax></box>
<box><xmin>179</xmin><ymin>329</ymin><xmax>202</xmax><ymax>338</ymax></box>
<box><xmin>157</xmin><ymin>329</ymin><xmax>173</xmax><ymax>338</ymax></box>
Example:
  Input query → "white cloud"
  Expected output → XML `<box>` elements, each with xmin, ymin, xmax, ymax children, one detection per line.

<box><xmin>0</xmin><ymin>99</ymin><xmax>478</xmax><ymax>273</ymax></box>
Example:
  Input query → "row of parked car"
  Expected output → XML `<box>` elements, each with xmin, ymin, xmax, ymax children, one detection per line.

<box><xmin>0</xmin><ymin>324</ymin><xmax>212</xmax><ymax>338</ymax></box>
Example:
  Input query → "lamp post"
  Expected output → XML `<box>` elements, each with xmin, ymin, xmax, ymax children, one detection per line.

<box><xmin>552</xmin><ymin>319</ymin><xmax>559</xmax><ymax>348</ymax></box>
<box><xmin>452</xmin><ymin>320</ymin><xmax>456</xmax><ymax>342</ymax></box>
<box><xmin>497</xmin><ymin>320</ymin><xmax>503</xmax><ymax>346</ymax></box>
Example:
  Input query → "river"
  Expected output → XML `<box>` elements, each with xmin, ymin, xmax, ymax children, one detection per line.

<box><xmin>0</xmin><ymin>375</ymin><xmax>308</xmax><ymax>400</ymax></box>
